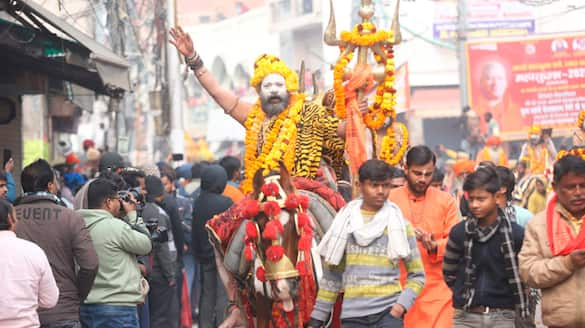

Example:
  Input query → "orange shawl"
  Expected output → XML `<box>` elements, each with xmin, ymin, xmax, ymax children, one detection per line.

<box><xmin>546</xmin><ymin>195</ymin><xmax>585</xmax><ymax>256</ymax></box>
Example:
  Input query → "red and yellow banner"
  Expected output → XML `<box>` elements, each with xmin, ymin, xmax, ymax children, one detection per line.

<box><xmin>466</xmin><ymin>33</ymin><xmax>585</xmax><ymax>140</ymax></box>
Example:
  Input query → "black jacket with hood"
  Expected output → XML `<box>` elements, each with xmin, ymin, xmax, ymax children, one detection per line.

<box><xmin>191</xmin><ymin>165</ymin><xmax>233</xmax><ymax>264</ymax></box>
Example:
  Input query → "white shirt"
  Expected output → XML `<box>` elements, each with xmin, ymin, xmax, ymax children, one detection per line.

<box><xmin>0</xmin><ymin>231</ymin><xmax>59</xmax><ymax>327</ymax></box>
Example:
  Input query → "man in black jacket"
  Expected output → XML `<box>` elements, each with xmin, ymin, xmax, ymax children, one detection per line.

<box><xmin>144</xmin><ymin>175</ymin><xmax>179</xmax><ymax>328</ymax></box>
<box><xmin>443</xmin><ymin>166</ymin><xmax>525</xmax><ymax>327</ymax></box>
<box><xmin>192</xmin><ymin>165</ymin><xmax>233</xmax><ymax>328</ymax></box>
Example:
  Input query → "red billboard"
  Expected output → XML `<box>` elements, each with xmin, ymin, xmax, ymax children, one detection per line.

<box><xmin>466</xmin><ymin>33</ymin><xmax>585</xmax><ymax>140</ymax></box>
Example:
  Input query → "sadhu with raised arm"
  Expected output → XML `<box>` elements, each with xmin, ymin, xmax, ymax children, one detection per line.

<box><xmin>169</xmin><ymin>27</ymin><xmax>346</xmax><ymax>194</ymax></box>
<box><xmin>170</xmin><ymin>26</ymin><xmax>349</xmax><ymax>328</ymax></box>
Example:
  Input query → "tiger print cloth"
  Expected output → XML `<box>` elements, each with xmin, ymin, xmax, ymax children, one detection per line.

<box><xmin>291</xmin><ymin>100</ymin><xmax>345</xmax><ymax>180</ymax></box>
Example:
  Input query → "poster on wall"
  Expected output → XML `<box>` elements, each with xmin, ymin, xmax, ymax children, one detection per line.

<box><xmin>466</xmin><ymin>33</ymin><xmax>585</xmax><ymax>140</ymax></box>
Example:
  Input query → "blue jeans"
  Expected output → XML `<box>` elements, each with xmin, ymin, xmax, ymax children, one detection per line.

<box><xmin>80</xmin><ymin>304</ymin><xmax>139</xmax><ymax>328</ymax></box>
<box><xmin>341</xmin><ymin>310</ymin><xmax>403</xmax><ymax>328</ymax></box>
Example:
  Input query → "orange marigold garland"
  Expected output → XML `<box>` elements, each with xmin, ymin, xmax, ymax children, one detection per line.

<box><xmin>380</xmin><ymin>122</ymin><xmax>409</xmax><ymax>166</ymax></box>
<box><xmin>364</xmin><ymin>46</ymin><xmax>396</xmax><ymax>130</ymax></box>
<box><xmin>333</xmin><ymin>52</ymin><xmax>354</xmax><ymax>119</ymax></box>
<box><xmin>332</xmin><ymin>20</ymin><xmax>405</xmax><ymax>164</ymax></box>
<box><xmin>340</xmin><ymin>22</ymin><xmax>391</xmax><ymax>47</ymax></box>
<box><xmin>242</xmin><ymin>94</ymin><xmax>303</xmax><ymax>194</ymax></box>
<box><xmin>556</xmin><ymin>147</ymin><xmax>585</xmax><ymax>161</ymax></box>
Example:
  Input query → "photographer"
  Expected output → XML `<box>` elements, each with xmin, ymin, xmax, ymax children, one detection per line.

<box><xmin>77</xmin><ymin>178</ymin><xmax>151</xmax><ymax>328</ymax></box>
<box><xmin>143</xmin><ymin>175</ymin><xmax>179</xmax><ymax>328</ymax></box>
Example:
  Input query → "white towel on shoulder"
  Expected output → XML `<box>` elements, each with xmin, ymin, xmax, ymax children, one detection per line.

<box><xmin>318</xmin><ymin>199</ymin><xmax>411</xmax><ymax>265</ymax></box>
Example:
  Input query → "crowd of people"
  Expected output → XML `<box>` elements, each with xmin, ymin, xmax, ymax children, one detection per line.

<box><xmin>0</xmin><ymin>142</ymin><xmax>248</xmax><ymax>328</ymax></box>
<box><xmin>2</xmin><ymin>22</ymin><xmax>585</xmax><ymax>328</ymax></box>
<box><xmin>2</xmin><ymin>138</ymin><xmax>585</xmax><ymax>328</ymax></box>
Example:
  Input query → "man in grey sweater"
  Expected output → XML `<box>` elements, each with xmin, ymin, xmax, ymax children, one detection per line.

<box><xmin>309</xmin><ymin>160</ymin><xmax>425</xmax><ymax>328</ymax></box>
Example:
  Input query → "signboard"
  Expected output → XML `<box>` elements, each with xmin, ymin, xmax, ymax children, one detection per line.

<box><xmin>433</xmin><ymin>0</ymin><xmax>535</xmax><ymax>41</ymax></box>
<box><xmin>466</xmin><ymin>33</ymin><xmax>585</xmax><ymax>140</ymax></box>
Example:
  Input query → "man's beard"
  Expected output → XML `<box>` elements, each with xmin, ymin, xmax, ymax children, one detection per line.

<box><xmin>406</xmin><ymin>176</ymin><xmax>430</xmax><ymax>196</ymax></box>
<box><xmin>260</xmin><ymin>92</ymin><xmax>290</xmax><ymax>117</ymax></box>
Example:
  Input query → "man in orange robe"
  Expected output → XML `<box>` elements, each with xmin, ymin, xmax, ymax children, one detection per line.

<box><xmin>389</xmin><ymin>145</ymin><xmax>460</xmax><ymax>327</ymax></box>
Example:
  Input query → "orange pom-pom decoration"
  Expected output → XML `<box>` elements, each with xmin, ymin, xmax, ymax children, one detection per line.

<box><xmin>263</xmin><ymin>201</ymin><xmax>281</xmax><ymax>217</ymax></box>
<box><xmin>261</xmin><ymin>182</ymin><xmax>280</xmax><ymax>197</ymax></box>
<box><xmin>244</xmin><ymin>244</ymin><xmax>254</xmax><ymax>261</ymax></box>
<box><xmin>265</xmin><ymin>245</ymin><xmax>285</xmax><ymax>262</ymax></box>
<box><xmin>298</xmin><ymin>234</ymin><xmax>312</xmax><ymax>251</ymax></box>
<box><xmin>299</xmin><ymin>195</ymin><xmax>310</xmax><ymax>211</ymax></box>
<box><xmin>297</xmin><ymin>212</ymin><xmax>310</xmax><ymax>228</ymax></box>
<box><xmin>245</xmin><ymin>221</ymin><xmax>259</xmax><ymax>242</ymax></box>
<box><xmin>262</xmin><ymin>220</ymin><xmax>284</xmax><ymax>240</ymax></box>
<box><xmin>284</xmin><ymin>194</ymin><xmax>301</xmax><ymax>210</ymax></box>
<box><xmin>256</xmin><ymin>266</ymin><xmax>267</xmax><ymax>282</ymax></box>
<box><xmin>241</xmin><ymin>200</ymin><xmax>260</xmax><ymax>219</ymax></box>
<box><xmin>296</xmin><ymin>261</ymin><xmax>310</xmax><ymax>276</ymax></box>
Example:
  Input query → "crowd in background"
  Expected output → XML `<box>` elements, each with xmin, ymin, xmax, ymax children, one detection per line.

<box><xmin>0</xmin><ymin>138</ymin><xmax>246</xmax><ymax>328</ymax></box>
<box><xmin>1</xmin><ymin>133</ymin><xmax>584</xmax><ymax>328</ymax></box>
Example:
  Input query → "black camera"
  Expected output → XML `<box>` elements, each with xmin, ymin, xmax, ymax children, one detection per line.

<box><xmin>144</xmin><ymin>217</ymin><xmax>169</xmax><ymax>243</ymax></box>
<box><xmin>118</xmin><ymin>188</ymin><xmax>144</xmax><ymax>204</ymax></box>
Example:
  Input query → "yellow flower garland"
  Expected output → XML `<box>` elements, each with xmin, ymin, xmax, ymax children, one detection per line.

<box><xmin>333</xmin><ymin>51</ymin><xmax>354</xmax><ymax>119</ymax></box>
<box><xmin>340</xmin><ymin>22</ymin><xmax>391</xmax><ymax>47</ymax></box>
<box><xmin>242</xmin><ymin>94</ymin><xmax>304</xmax><ymax>194</ymax></box>
<box><xmin>557</xmin><ymin>147</ymin><xmax>585</xmax><ymax>161</ymax></box>
<box><xmin>332</xmin><ymin>21</ymin><xmax>406</xmax><ymax>166</ymax></box>
<box><xmin>363</xmin><ymin>46</ymin><xmax>396</xmax><ymax>134</ymax></box>
<box><xmin>380</xmin><ymin>122</ymin><xmax>409</xmax><ymax>165</ymax></box>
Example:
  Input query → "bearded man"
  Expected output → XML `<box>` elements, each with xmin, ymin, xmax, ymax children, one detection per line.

<box><xmin>519</xmin><ymin>126</ymin><xmax>556</xmax><ymax>175</ymax></box>
<box><xmin>388</xmin><ymin>145</ymin><xmax>460</xmax><ymax>327</ymax></box>
<box><xmin>170</xmin><ymin>26</ymin><xmax>348</xmax><ymax>327</ymax></box>
<box><xmin>170</xmin><ymin>27</ymin><xmax>345</xmax><ymax>194</ymax></box>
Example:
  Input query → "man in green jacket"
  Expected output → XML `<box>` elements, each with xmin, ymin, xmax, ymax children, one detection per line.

<box><xmin>78</xmin><ymin>178</ymin><xmax>152</xmax><ymax>328</ymax></box>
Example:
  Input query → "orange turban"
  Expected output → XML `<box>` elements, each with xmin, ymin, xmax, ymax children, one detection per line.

<box><xmin>486</xmin><ymin>136</ymin><xmax>501</xmax><ymax>146</ymax></box>
<box><xmin>452</xmin><ymin>159</ymin><xmax>476</xmax><ymax>177</ymax></box>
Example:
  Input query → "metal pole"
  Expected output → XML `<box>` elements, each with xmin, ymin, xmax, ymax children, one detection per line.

<box><xmin>457</xmin><ymin>0</ymin><xmax>468</xmax><ymax>109</ymax></box>
<box><xmin>166</xmin><ymin>0</ymin><xmax>185</xmax><ymax>161</ymax></box>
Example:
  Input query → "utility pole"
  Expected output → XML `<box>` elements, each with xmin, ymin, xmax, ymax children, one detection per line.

<box><xmin>457</xmin><ymin>0</ymin><xmax>468</xmax><ymax>109</ymax></box>
<box><xmin>166</xmin><ymin>0</ymin><xmax>185</xmax><ymax>161</ymax></box>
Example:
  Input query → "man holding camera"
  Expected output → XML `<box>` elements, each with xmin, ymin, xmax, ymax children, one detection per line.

<box><xmin>143</xmin><ymin>175</ymin><xmax>179</xmax><ymax>328</ymax></box>
<box><xmin>77</xmin><ymin>178</ymin><xmax>152</xmax><ymax>328</ymax></box>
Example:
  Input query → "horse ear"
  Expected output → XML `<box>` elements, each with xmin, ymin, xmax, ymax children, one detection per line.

<box><xmin>278</xmin><ymin>161</ymin><xmax>295</xmax><ymax>194</ymax></box>
<box><xmin>253</xmin><ymin>168</ymin><xmax>265</xmax><ymax>197</ymax></box>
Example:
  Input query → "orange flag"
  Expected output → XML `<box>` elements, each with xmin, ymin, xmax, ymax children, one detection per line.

<box><xmin>344</xmin><ymin>64</ymin><xmax>373</xmax><ymax>174</ymax></box>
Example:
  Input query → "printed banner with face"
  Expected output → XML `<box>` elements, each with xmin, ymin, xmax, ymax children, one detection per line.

<box><xmin>466</xmin><ymin>33</ymin><xmax>585</xmax><ymax>140</ymax></box>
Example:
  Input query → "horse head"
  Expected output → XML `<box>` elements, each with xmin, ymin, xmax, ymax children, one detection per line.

<box><xmin>242</xmin><ymin>162</ymin><xmax>314</xmax><ymax>312</ymax></box>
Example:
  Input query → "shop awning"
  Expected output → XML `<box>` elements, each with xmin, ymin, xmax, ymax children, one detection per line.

<box><xmin>1</xmin><ymin>0</ymin><xmax>130</xmax><ymax>95</ymax></box>
<box><xmin>411</xmin><ymin>87</ymin><xmax>461</xmax><ymax>119</ymax></box>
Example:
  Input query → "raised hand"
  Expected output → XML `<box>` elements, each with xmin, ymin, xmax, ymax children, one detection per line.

<box><xmin>169</xmin><ymin>26</ymin><xmax>195</xmax><ymax>58</ymax></box>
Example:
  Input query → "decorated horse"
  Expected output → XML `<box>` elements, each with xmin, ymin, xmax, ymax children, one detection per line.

<box><xmin>203</xmin><ymin>0</ymin><xmax>411</xmax><ymax>326</ymax></box>
<box><xmin>207</xmin><ymin>163</ymin><xmax>345</xmax><ymax>328</ymax></box>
